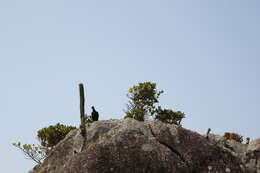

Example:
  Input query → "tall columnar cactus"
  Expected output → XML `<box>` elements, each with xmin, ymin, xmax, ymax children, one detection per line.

<box><xmin>79</xmin><ymin>83</ymin><xmax>86</xmax><ymax>138</ymax></box>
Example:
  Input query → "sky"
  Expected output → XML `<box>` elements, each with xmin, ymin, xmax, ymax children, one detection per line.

<box><xmin>0</xmin><ymin>0</ymin><xmax>259</xmax><ymax>172</ymax></box>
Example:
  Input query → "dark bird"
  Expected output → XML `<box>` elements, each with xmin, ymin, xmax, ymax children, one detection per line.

<box><xmin>91</xmin><ymin>106</ymin><xmax>99</xmax><ymax>121</ymax></box>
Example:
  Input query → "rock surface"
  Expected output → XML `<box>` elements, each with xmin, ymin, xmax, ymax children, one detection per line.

<box><xmin>30</xmin><ymin>119</ymin><xmax>259</xmax><ymax>173</ymax></box>
<box><xmin>207</xmin><ymin>134</ymin><xmax>260</xmax><ymax>173</ymax></box>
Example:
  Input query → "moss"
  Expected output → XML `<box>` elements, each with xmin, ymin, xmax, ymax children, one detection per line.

<box><xmin>100</xmin><ymin>132</ymin><xmax>110</xmax><ymax>138</ymax></box>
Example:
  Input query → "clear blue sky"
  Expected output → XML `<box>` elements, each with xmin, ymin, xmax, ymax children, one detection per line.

<box><xmin>0</xmin><ymin>0</ymin><xmax>259</xmax><ymax>172</ymax></box>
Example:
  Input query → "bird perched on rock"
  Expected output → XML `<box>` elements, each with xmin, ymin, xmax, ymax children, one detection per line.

<box><xmin>91</xmin><ymin>106</ymin><xmax>99</xmax><ymax>121</ymax></box>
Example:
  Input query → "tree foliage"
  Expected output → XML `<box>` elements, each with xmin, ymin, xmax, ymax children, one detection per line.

<box><xmin>125</xmin><ymin>82</ymin><xmax>185</xmax><ymax>125</ymax></box>
<box><xmin>125</xmin><ymin>82</ymin><xmax>163</xmax><ymax>120</ymax></box>
<box><xmin>13</xmin><ymin>123</ymin><xmax>76</xmax><ymax>164</ymax></box>
<box><xmin>125</xmin><ymin>108</ymin><xmax>146</xmax><ymax>121</ymax></box>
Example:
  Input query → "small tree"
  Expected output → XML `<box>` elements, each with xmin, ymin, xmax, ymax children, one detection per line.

<box><xmin>13</xmin><ymin>123</ymin><xmax>76</xmax><ymax>164</ymax></box>
<box><xmin>124</xmin><ymin>82</ymin><xmax>185</xmax><ymax>125</ymax></box>
<box><xmin>12</xmin><ymin>142</ymin><xmax>46</xmax><ymax>164</ymax></box>
<box><xmin>124</xmin><ymin>82</ymin><xmax>163</xmax><ymax>121</ymax></box>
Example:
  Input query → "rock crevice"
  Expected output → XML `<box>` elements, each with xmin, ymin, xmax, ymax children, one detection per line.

<box><xmin>148</xmin><ymin>123</ymin><xmax>186</xmax><ymax>164</ymax></box>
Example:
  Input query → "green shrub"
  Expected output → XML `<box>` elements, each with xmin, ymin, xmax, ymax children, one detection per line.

<box><xmin>37</xmin><ymin>123</ymin><xmax>76</xmax><ymax>148</ymax></box>
<box><xmin>13</xmin><ymin>123</ymin><xmax>76</xmax><ymax>164</ymax></box>
<box><xmin>155</xmin><ymin>106</ymin><xmax>185</xmax><ymax>125</ymax></box>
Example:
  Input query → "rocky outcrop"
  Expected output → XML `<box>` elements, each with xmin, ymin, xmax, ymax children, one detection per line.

<box><xmin>30</xmin><ymin>119</ymin><xmax>258</xmax><ymax>173</ymax></box>
<box><xmin>245</xmin><ymin>139</ymin><xmax>260</xmax><ymax>173</ymax></box>
<box><xmin>207</xmin><ymin>134</ymin><xmax>260</xmax><ymax>173</ymax></box>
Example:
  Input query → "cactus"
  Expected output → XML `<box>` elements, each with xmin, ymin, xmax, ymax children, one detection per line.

<box><xmin>79</xmin><ymin>83</ymin><xmax>86</xmax><ymax>137</ymax></box>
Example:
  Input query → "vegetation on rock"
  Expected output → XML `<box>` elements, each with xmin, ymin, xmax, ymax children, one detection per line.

<box><xmin>124</xmin><ymin>82</ymin><xmax>163</xmax><ymax>121</ymax></box>
<box><xmin>37</xmin><ymin>123</ymin><xmax>76</xmax><ymax>148</ymax></box>
<box><xmin>223</xmin><ymin>132</ymin><xmax>243</xmax><ymax>143</ymax></box>
<box><xmin>14</xmin><ymin>81</ymin><xmax>253</xmax><ymax>171</ymax></box>
<box><xmin>12</xmin><ymin>142</ymin><xmax>46</xmax><ymax>164</ymax></box>
<box><xmin>124</xmin><ymin>82</ymin><xmax>185</xmax><ymax>125</ymax></box>
<box><xmin>13</xmin><ymin>123</ymin><xmax>76</xmax><ymax>164</ymax></box>
<box><xmin>155</xmin><ymin>106</ymin><xmax>185</xmax><ymax>125</ymax></box>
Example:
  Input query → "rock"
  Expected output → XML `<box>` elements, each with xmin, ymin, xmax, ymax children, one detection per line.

<box><xmin>30</xmin><ymin>119</ymin><xmax>252</xmax><ymax>173</ymax></box>
<box><xmin>207</xmin><ymin>133</ymin><xmax>248</xmax><ymax>158</ymax></box>
<box><xmin>248</xmin><ymin>139</ymin><xmax>260</xmax><ymax>152</ymax></box>
<box><xmin>207</xmin><ymin>133</ymin><xmax>260</xmax><ymax>173</ymax></box>
<box><xmin>244</xmin><ymin>139</ymin><xmax>260</xmax><ymax>173</ymax></box>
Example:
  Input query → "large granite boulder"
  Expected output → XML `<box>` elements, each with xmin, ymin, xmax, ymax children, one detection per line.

<box><xmin>30</xmin><ymin>119</ymin><xmax>253</xmax><ymax>173</ymax></box>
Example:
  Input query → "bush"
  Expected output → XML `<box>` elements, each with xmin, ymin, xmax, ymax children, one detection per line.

<box><xmin>223</xmin><ymin>132</ymin><xmax>243</xmax><ymax>143</ymax></box>
<box><xmin>155</xmin><ymin>106</ymin><xmax>185</xmax><ymax>125</ymax></box>
<box><xmin>37</xmin><ymin>123</ymin><xmax>76</xmax><ymax>148</ymax></box>
<box><xmin>13</xmin><ymin>123</ymin><xmax>76</xmax><ymax>164</ymax></box>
